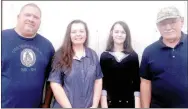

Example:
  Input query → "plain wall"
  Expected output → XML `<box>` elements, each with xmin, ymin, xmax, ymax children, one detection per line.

<box><xmin>2</xmin><ymin>1</ymin><xmax>187</xmax><ymax>62</ymax></box>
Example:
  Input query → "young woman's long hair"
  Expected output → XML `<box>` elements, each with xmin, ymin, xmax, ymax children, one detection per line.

<box><xmin>106</xmin><ymin>21</ymin><xmax>133</xmax><ymax>53</ymax></box>
<box><xmin>52</xmin><ymin>20</ymin><xmax>89</xmax><ymax>72</ymax></box>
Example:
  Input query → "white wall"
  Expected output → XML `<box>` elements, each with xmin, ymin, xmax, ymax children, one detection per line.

<box><xmin>2</xmin><ymin>1</ymin><xmax>187</xmax><ymax>61</ymax></box>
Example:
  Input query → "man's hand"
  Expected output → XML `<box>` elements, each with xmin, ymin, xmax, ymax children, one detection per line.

<box><xmin>41</xmin><ymin>103</ymin><xmax>50</xmax><ymax>108</ymax></box>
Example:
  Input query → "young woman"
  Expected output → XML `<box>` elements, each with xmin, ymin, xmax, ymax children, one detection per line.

<box><xmin>100</xmin><ymin>21</ymin><xmax>140</xmax><ymax>108</ymax></box>
<box><xmin>48</xmin><ymin>20</ymin><xmax>103</xmax><ymax>108</ymax></box>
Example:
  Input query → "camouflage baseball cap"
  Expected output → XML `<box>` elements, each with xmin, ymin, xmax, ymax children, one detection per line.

<box><xmin>156</xmin><ymin>6</ymin><xmax>182</xmax><ymax>23</ymax></box>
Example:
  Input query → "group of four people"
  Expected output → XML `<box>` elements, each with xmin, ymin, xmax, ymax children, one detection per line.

<box><xmin>2</xmin><ymin>3</ymin><xmax>188</xmax><ymax>108</ymax></box>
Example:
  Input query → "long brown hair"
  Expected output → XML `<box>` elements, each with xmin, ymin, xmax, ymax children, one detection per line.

<box><xmin>106</xmin><ymin>21</ymin><xmax>133</xmax><ymax>53</ymax></box>
<box><xmin>52</xmin><ymin>20</ymin><xmax>89</xmax><ymax>71</ymax></box>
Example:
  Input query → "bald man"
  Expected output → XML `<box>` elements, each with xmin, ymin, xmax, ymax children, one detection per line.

<box><xmin>2</xmin><ymin>3</ymin><xmax>54</xmax><ymax>108</ymax></box>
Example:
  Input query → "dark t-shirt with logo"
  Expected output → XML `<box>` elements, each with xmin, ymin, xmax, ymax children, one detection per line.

<box><xmin>1</xmin><ymin>29</ymin><xmax>55</xmax><ymax>108</ymax></box>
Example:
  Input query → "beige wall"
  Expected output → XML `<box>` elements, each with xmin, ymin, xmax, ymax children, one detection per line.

<box><xmin>2</xmin><ymin>1</ymin><xmax>187</xmax><ymax>63</ymax></box>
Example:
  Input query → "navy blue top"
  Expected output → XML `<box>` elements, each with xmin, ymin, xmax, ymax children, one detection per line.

<box><xmin>48</xmin><ymin>47</ymin><xmax>103</xmax><ymax>108</ymax></box>
<box><xmin>1</xmin><ymin>29</ymin><xmax>55</xmax><ymax>108</ymax></box>
<box><xmin>140</xmin><ymin>32</ymin><xmax>188</xmax><ymax>108</ymax></box>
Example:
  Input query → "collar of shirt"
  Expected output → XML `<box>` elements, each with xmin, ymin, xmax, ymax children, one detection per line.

<box><xmin>108</xmin><ymin>51</ymin><xmax>129</xmax><ymax>62</ymax></box>
<box><xmin>73</xmin><ymin>47</ymin><xmax>92</xmax><ymax>60</ymax></box>
<box><xmin>73</xmin><ymin>49</ymin><xmax>86</xmax><ymax>60</ymax></box>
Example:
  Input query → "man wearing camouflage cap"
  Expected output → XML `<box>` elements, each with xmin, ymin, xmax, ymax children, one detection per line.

<box><xmin>139</xmin><ymin>6</ymin><xmax>188</xmax><ymax>108</ymax></box>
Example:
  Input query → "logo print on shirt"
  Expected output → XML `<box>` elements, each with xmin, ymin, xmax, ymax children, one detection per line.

<box><xmin>20</xmin><ymin>48</ymin><xmax>36</xmax><ymax>67</ymax></box>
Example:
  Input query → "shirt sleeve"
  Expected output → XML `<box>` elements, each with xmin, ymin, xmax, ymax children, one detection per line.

<box><xmin>134</xmin><ymin>91</ymin><xmax>140</xmax><ymax>97</ymax></box>
<box><xmin>45</xmin><ymin>46</ymin><xmax>55</xmax><ymax>80</ymax></box>
<box><xmin>139</xmin><ymin>48</ymin><xmax>152</xmax><ymax>80</ymax></box>
<box><xmin>96</xmin><ymin>57</ymin><xmax>104</xmax><ymax>80</ymax></box>
<box><xmin>101</xmin><ymin>90</ymin><xmax>107</xmax><ymax>96</ymax></box>
<box><xmin>89</xmin><ymin>49</ymin><xmax>103</xmax><ymax>80</ymax></box>
<box><xmin>100</xmin><ymin>52</ymin><xmax>107</xmax><ymax>90</ymax></box>
<box><xmin>48</xmin><ymin>69</ymin><xmax>64</xmax><ymax>85</ymax></box>
<box><xmin>48</xmin><ymin>49</ymin><xmax>65</xmax><ymax>85</ymax></box>
<box><xmin>131</xmin><ymin>52</ymin><xmax>141</xmax><ymax>92</ymax></box>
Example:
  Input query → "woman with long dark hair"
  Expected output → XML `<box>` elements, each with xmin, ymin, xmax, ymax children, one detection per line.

<box><xmin>100</xmin><ymin>21</ymin><xmax>140</xmax><ymax>108</ymax></box>
<box><xmin>48</xmin><ymin>20</ymin><xmax>103</xmax><ymax>108</ymax></box>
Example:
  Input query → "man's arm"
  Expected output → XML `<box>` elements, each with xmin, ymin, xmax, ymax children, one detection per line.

<box><xmin>42</xmin><ymin>46</ymin><xmax>55</xmax><ymax>108</ymax></box>
<box><xmin>41</xmin><ymin>82</ymin><xmax>53</xmax><ymax>108</ymax></box>
<box><xmin>140</xmin><ymin>78</ymin><xmax>151</xmax><ymax>108</ymax></box>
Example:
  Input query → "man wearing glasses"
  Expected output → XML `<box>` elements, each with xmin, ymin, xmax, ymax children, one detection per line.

<box><xmin>140</xmin><ymin>6</ymin><xmax>188</xmax><ymax>108</ymax></box>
